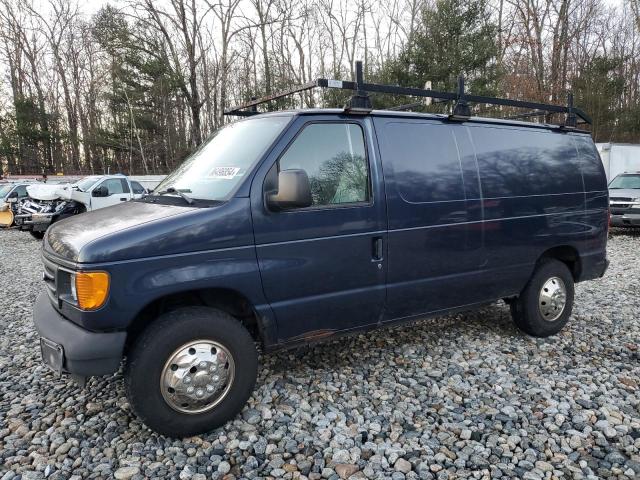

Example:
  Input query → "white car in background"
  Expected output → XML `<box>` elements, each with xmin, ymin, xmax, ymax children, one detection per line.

<box><xmin>0</xmin><ymin>182</ymin><xmax>35</xmax><ymax>227</ymax></box>
<box><xmin>16</xmin><ymin>174</ymin><xmax>147</xmax><ymax>238</ymax></box>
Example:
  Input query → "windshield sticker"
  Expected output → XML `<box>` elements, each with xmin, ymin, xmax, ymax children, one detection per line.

<box><xmin>208</xmin><ymin>166</ymin><xmax>241</xmax><ymax>179</ymax></box>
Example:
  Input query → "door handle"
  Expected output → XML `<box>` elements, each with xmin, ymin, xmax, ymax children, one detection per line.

<box><xmin>372</xmin><ymin>237</ymin><xmax>383</xmax><ymax>261</ymax></box>
<box><xmin>120</xmin><ymin>198</ymin><xmax>127</xmax><ymax>201</ymax></box>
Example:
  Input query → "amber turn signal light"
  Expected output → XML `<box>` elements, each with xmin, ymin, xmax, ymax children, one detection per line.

<box><xmin>74</xmin><ymin>271</ymin><xmax>110</xmax><ymax>310</ymax></box>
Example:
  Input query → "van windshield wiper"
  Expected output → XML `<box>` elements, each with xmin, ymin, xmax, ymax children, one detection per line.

<box><xmin>157</xmin><ymin>187</ymin><xmax>195</xmax><ymax>205</ymax></box>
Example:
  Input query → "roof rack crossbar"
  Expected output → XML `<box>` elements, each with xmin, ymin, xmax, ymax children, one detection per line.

<box><xmin>224</xmin><ymin>60</ymin><xmax>592</xmax><ymax>126</ymax></box>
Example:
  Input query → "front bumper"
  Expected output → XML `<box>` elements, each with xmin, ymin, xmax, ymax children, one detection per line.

<box><xmin>15</xmin><ymin>213</ymin><xmax>52</xmax><ymax>231</ymax></box>
<box><xmin>610</xmin><ymin>213</ymin><xmax>640</xmax><ymax>227</ymax></box>
<box><xmin>32</xmin><ymin>290</ymin><xmax>126</xmax><ymax>376</ymax></box>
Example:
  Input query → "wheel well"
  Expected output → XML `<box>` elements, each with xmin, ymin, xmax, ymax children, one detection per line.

<box><xmin>538</xmin><ymin>246</ymin><xmax>581</xmax><ymax>281</ymax></box>
<box><xmin>125</xmin><ymin>288</ymin><xmax>263</xmax><ymax>353</ymax></box>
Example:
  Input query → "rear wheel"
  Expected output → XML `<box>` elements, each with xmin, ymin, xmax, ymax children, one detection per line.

<box><xmin>124</xmin><ymin>306</ymin><xmax>258</xmax><ymax>437</ymax></box>
<box><xmin>510</xmin><ymin>259</ymin><xmax>574</xmax><ymax>337</ymax></box>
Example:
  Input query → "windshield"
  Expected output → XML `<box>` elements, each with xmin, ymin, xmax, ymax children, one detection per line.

<box><xmin>75</xmin><ymin>176</ymin><xmax>101</xmax><ymax>192</ymax></box>
<box><xmin>609</xmin><ymin>174</ymin><xmax>640</xmax><ymax>189</ymax></box>
<box><xmin>155</xmin><ymin>116</ymin><xmax>291</xmax><ymax>201</ymax></box>
<box><xmin>0</xmin><ymin>185</ymin><xmax>13</xmax><ymax>198</ymax></box>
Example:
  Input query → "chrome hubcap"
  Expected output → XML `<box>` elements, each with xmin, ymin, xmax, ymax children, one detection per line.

<box><xmin>160</xmin><ymin>340</ymin><xmax>235</xmax><ymax>414</ymax></box>
<box><xmin>538</xmin><ymin>277</ymin><xmax>567</xmax><ymax>322</ymax></box>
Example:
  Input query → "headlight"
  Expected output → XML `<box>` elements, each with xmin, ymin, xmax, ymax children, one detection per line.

<box><xmin>71</xmin><ymin>271</ymin><xmax>110</xmax><ymax>310</ymax></box>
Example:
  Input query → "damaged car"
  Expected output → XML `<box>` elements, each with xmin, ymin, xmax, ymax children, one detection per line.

<box><xmin>15</xmin><ymin>175</ymin><xmax>147</xmax><ymax>239</ymax></box>
<box><xmin>0</xmin><ymin>182</ymin><xmax>32</xmax><ymax>228</ymax></box>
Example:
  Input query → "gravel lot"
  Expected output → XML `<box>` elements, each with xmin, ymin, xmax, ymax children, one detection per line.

<box><xmin>0</xmin><ymin>228</ymin><xmax>639</xmax><ymax>480</ymax></box>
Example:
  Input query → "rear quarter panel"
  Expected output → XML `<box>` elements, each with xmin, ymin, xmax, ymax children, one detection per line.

<box><xmin>468</xmin><ymin>125</ymin><xmax>607</xmax><ymax>296</ymax></box>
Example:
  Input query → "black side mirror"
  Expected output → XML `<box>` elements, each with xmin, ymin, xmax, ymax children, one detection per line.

<box><xmin>92</xmin><ymin>185</ymin><xmax>109</xmax><ymax>197</ymax></box>
<box><xmin>267</xmin><ymin>169</ymin><xmax>312</xmax><ymax>210</ymax></box>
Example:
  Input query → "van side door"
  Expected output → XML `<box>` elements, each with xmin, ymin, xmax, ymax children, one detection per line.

<box><xmin>374</xmin><ymin>118</ymin><xmax>483</xmax><ymax>320</ymax></box>
<box><xmin>250</xmin><ymin>116</ymin><xmax>387</xmax><ymax>344</ymax></box>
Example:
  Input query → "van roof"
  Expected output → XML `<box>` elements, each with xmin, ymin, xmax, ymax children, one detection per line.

<box><xmin>249</xmin><ymin>108</ymin><xmax>592</xmax><ymax>134</ymax></box>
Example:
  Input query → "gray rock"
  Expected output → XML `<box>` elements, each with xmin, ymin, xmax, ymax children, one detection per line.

<box><xmin>394</xmin><ymin>458</ymin><xmax>412</xmax><ymax>474</ymax></box>
<box><xmin>114</xmin><ymin>467</ymin><xmax>140</xmax><ymax>480</ymax></box>
<box><xmin>332</xmin><ymin>450</ymin><xmax>351</xmax><ymax>464</ymax></box>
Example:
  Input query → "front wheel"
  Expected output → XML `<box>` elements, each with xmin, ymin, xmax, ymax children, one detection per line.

<box><xmin>510</xmin><ymin>259</ymin><xmax>575</xmax><ymax>337</ymax></box>
<box><xmin>124</xmin><ymin>306</ymin><xmax>258</xmax><ymax>437</ymax></box>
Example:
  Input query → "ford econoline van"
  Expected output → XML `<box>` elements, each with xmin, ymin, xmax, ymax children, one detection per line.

<box><xmin>32</xmin><ymin>71</ymin><xmax>608</xmax><ymax>437</ymax></box>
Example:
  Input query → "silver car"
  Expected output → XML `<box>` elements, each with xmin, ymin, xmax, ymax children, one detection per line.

<box><xmin>609</xmin><ymin>172</ymin><xmax>640</xmax><ymax>227</ymax></box>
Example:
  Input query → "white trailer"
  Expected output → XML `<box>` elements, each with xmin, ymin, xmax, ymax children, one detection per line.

<box><xmin>596</xmin><ymin>143</ymin><xmax>640</xmax><ymax>182</ymax></box>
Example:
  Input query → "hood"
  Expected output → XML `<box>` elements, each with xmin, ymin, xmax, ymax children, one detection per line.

<box><xmin>27</xmin><ymin>183</ymin><xmax>73</xmax><ymax>201</ymax></box>
<box><xmin>44</xmin><ymin>197</ymin><xmax>254</xmax><ymax>264</ymax></box>
<box><xmin>45</xmin><ymin>201</ymin><xmax>194</xmax><ymax>262</ymax></box>
<box><xmin>608</xmin><ymin>188</ymin><xmax>640</xmax><ymax>199</ymax></box>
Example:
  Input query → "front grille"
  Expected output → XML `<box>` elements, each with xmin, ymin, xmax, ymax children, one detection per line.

<box><xmin>611</xmin><ymin>208</ymin><xmax>631</xmax><ymax>215</ymax></box>
<box><xmin>610</xmin><ymin>197</ymin><xmax>633</xmax><ymax>209</ymax></box>
<box><xmin>42</xmin><ymin>255</ymin><xmax>58</xmax><ymax>303</ymax></box>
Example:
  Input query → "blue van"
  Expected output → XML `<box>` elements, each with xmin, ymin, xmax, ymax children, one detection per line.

<box><xmin>32</xmin><ymin>69</ymin><xmax>609</xmax><ymax>436</ymax></box>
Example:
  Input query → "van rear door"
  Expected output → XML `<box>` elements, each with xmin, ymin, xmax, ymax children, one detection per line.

<box><xmin>251</xmin><ymin>116</ymin><xmax>387</xmax><ymax>343</ymax></box>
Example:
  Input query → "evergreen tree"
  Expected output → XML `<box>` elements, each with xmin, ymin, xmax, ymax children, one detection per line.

<box><xmin>92</xmin><ymin>6</ymin><xmax>186</xmax><ymax>174</ymax></box>
<box><xmin>374</xmin><ymin>0</ymin><xmax>499</xmax><ymax>110</ymax></box>
<box><xmin>573</xmin><ymin>57</ymin><xmax>629</xmax><ymax>143</ymax></box>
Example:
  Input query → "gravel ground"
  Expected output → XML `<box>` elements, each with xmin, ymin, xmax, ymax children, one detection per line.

<box><xmin>0</xmin><ymin>228</ymin><xmax>639</xmax><ymax>480</ymax></box>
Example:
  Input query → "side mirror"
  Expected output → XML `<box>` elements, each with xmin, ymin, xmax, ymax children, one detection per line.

<box><xmin>92</xmin><ymin>185</ymin><xmax>109</xmax><ymax>197</ymax></box>
<box><xmin>266</xmin><ymin>169</ymin><xmax>312</xmax><ymax>210</ymax></box>
<box><xmin>7</xmin><ymin>195</ymin><xmax>17</xmax><ymax>203</ymax></box>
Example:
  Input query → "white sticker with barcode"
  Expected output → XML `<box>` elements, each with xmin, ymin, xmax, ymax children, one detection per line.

<box><xmin>208</xmin><ymin>167</ymin><xmax>240</xmax><ymax>179</ymax></box>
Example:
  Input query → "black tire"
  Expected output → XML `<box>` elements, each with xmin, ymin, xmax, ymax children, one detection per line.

<box><xmin>510</xmin><ymin>258</ymin><xmax>575</xmax><ymax>337</ymax></box>
<box><xmin>124</xmin><ymin>306</ymin><xmax>258</xmax><ymax>437</ymax></box>
<box><xmin>29</xmin><ymin>230</ymin><xmax>45</xmax><ymax>240</ymax></box>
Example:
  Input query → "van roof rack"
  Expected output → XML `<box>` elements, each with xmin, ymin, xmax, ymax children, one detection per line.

<box><xmin>225</xmin><ymin>61</ymin><xmax>591</xmax><ymax>128</ymax></box>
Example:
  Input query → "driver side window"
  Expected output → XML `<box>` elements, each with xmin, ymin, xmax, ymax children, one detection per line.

<box><xmin>99</xmin><ymin>179</ymin><xmax>129</xmax><ymax>196</ymax></box>
<box><xmin>278</xmin><ymin>123</ymin><xmax>370</xmax><ymax>207</ymax></box>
